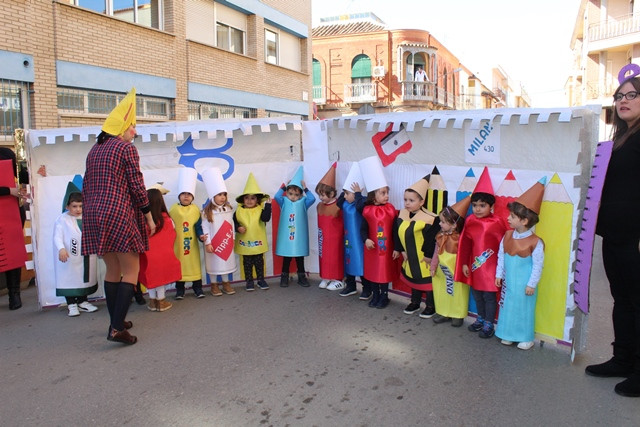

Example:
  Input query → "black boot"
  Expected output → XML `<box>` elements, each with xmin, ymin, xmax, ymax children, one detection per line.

<box><xmin>368</xmin><ymin>284</ymin><xmax>381</xmax><ymax>308</ymax></box>
<box><xmin>6</xmin><ymin>267</ymin><xmax>22</xmax><ymax>310</ymax></box>
<box><xmin>133</xmin><ymin>282</ymin><xmax>146</xmax><ymax>305</ymax></box>
<box><xmin>280</xmin><ymin>272</ymin><xmax>289</xmax><ymax>287</ymax></box>
<box><xmin>297</xmin><ymin>272</ymin><xmax>310</xmax><ymax>287</ymax></box>
<box><xmin>359</xmin><ymin>278</ymin><xmax>372</xmax><ymax>300</ymax></box>
<box><xmin>376</xmin><ymin>284</ymin><xmax>390</xmax><ymax>309</ymax></box>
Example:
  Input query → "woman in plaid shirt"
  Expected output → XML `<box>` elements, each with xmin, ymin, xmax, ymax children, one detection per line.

<box><xmin>82</xmin><ymin>88</ymin><xmax>155</xmax><ymax>345</ymax></box>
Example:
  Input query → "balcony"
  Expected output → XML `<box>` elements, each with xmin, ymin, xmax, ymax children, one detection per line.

<box><xmin>312</xmin><ymin>85</ymin><xmax>327</xmax><ymax>105</ymax></box>
<box><xmin>344</xmin><ymin>82</ymin><xmax>377</xmax><ymax>103</ymax></box>
<box><xmin>588</xmin><ymin>14</ymin><xmax>640</xmax><ymax>43</ymax></box>
<box><xmin>401</xmin><ymin>82</ymin><xmax>435</xmax><ymax>101</ymax></box>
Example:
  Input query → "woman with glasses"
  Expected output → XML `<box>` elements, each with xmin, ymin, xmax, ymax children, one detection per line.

<box><xmin>586</xmin><ymin>64</ymin><xmax>640</xmax><ymax>397</ymax></box>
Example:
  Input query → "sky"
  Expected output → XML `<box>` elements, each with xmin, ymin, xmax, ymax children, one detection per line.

<box><xmin>312</xmin><ymin>0</ymin><xmax>583</xmax><ymax>108</ymax></box>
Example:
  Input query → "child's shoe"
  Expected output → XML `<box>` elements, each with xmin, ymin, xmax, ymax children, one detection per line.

<box><xmin>175</xmin><ymin>283</ymin><xmax>185</xmax><ymax>300</ymax></box>
<box><xmin>280</xmin><ymin>273</ymin><xmax>289</xmax><ymax>287</ymax></box>
<box><xmin>376</xmin><ymin>292</ymin><xmax>390</xmax><ymax>309</ymax></box>
<box><xmin>517</xmin><ymin>341</ymin><xmax>534</xmax><ymax>350</ymax></box>
<box><xmin>210</xmin><ymin>283</ymin><xmax>223</xmax><ymax>296</ymax></box>
<box><xmin>257</xmin><ymin>280</ymin><xmax>269</xmax><ymax>290</ymax></box>
<box><xmin>156</xmin><ymin>298</ymin><xmax>173</xmax><ymax>312</ymax></box>
<box><xmin>245</xmin><ymin>280</ymin><xmax>255</xmax><ymax>292</ymax></box>
<box><xmin>297</xmin><ymin>273</ymin><xmax>310</xmax><ymax>287</ymax></box>
<box><xmin>468</xmin><ymin>317</ymin><xmax>484</xmax><ymax>332</ymax></box>
<box><xmin>451</xmin><ymin>318</ymin><xmax>464</xmax><ymax>327</ymax></box>
<box><xmin>194</xmin><ymin>288</ymin><xmax>205</xmax><ymax>298</ymax></box>
<box><xmin>501</xmin><ymin>339</ymin><xmax>514</xmax><ymax>346</ymax></box>
<box><xmin>419</xmin><ymin>306</ymin><xmax>436</xmax><ymax>319</ymax></box>
<box><xmin>327</xmin><ymin>280</ymin><xmax>344</xmax><ymax>291</ymax></box>
<box><xmin>403</xmin><ymin>302</ymin><xmax>421</xmax><ymax>315</ymax></box>
<box><xmin>479</xmin><ymin>321</ymin><xmax>495</xmax><ymax>338</ymax></box>
<box><xmin>432</xmin><ymin>314</ymin><xmax>451</xmax><ymax>324</ymax></box>
<box><xmin>67</xmin><ymin>303</ymin><xmax>80</xmax><ymax>317</ymax></box>
<box><xmin>318</xmin><ymin>279</ymin><xmax>329</xmax><ymax>289</ymax></box>
<box><xmin>133</xmin><ymin>289</ymin><xmax>146</xmax><ymax>305</ymax></box>
<box><xmin>339</xmin><ymin>283</ymin><xmax>357</xmax><ymax>297</ymax></box>
<box><xmin>147</xmin><ymin>299</ymin><xmax>158</xmax><ymax>312</ymax></box>
<box><xmin>221</xmin><ymin>282</ymin><xmax>236</xmax><ymax>295</ymax></box>
<box><xmin>359</xmin><ymin>283</ymin><xmax>372</xmax><ymax>300</ymax></box>
<box><xmin>78</xmin><ymin>301</ymin><xmax>98</xmax><ymax>313</ymax></box>
<box><xmin>368</xmin><ymin>288</ymin><xmax>380</xmax><ymax>308</ymax></box>
<box><xmin>615</xmin><ymin>373</ymin><xmax>640</xmax><ymax>397</ymax></box>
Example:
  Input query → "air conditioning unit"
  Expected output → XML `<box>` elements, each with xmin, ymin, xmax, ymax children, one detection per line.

<box><xmin>372</xmin><ymin>66</ymin><xmax>385</xmax><ymax>78</ymax></box>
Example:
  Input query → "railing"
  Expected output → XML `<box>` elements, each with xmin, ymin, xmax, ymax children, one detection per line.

<box><xmin>312</xmin><ymin>85</ymin><xmax>326</xmax><ymax>105</ymax></box>
<box><xmin>57</xmin><ymin>88</ymin><xmax>174</xmax><ymax>120</ymax></box>
<box><xmin>401</xmin><ymin>82</ymin><xmax>435</xmax><ymax>101</ymax></box>
<box><xmin>586</xmin><ymin>80</ymin><xmax>618</xmax><ymax>100</ymax></box>
<box><xmin>344</xmin><ymin>83</ymin><xmax>377</xmax><ymax>103</ymax></box>
<box><xmin>588</xmin><ymin>14</ymin><xmax>640</xmax><ymax>42</ymax></box>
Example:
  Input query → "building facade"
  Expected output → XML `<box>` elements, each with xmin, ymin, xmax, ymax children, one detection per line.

<box><xmin>311</xmin><ymin>13</ymin><xmax>507</xmax><ymax>118</ymax></box>
<box><xmin>0</xmin><ymin>0</ymin><xmax>312</xmax><ymax>146</ymax></box>
<box><xmin>569</xmin><ymin>0</ymin><xmax>640</xmax><ymax>140</ymax></box>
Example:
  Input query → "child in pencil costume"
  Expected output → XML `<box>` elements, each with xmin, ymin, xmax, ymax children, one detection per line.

<box><xmin>201</xmin><ymin>167</ymin><xmax>237</xmax><ymax>296</ymax></box>
<box><xmin>495</xmin><ymin>178</ymin><xmax>545</xmax><ymax>350</ymax></box>
<box><xmin>430</xmin><ymin>196</ymin><xmax>471</xmax><ymax>327</ymax></box>
<box><xmin>54</xmin><ymin>184</ymin><xmax>98</xmax><ymax>317</ymax></box>
<box><xmin>274</xmin><ymin>166</ymin><xmax>316</xmax><ymax>287</ymax></box>
<box><xmin>336</xmin><ymin>162</ymin><xmax>369</xmax><ymax>298</ymax></box>
<box><xmin>358</xmin><ymin>156</ymin><xmax>399</xmax><ymax>309</ymax></box>
<box><xmin>395</xmin><ymin>175</ymin><xmax>440</xmax><ymax>318</ymax></box>
<box><xmin>234</xmin><ymin>172</ymin><xmax>272</xmax><ymax>291</ymax></box>
<box><xmin>169</xmin><ymin>167</ymin><xmax>205</xmax><ymax>299</ymax></box>
<box><xmin>455</xmin><ymin>167</ymin><xmax>508</xmax><ymax>338</ymax></box>
<box><xmin>139</xmin><ymin>185</ymin><xmax>182</xmax><ymax>312</ymax></box>
<box><xmin>315</xmin><ymin>162</ymin><xmax>345</xmax><ymax>291</ymax></box>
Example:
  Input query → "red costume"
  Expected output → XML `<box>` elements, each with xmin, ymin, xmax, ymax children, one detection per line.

<box><xmin>317</xmin><ymin>200</ymin><xmax>344</xmax><ymax>280</ymax></box>
<box><xmin>139</xmin><ymin>212</ymin><xmax>182</xmax><ymax>289</ymax></box>
<box><xmin>362</xmin><ymin>203</ymin><xmax>396</xmax><ymax>283</ymax></box>
<box><xmin>455</xmin><ymin>213</ymin><xmax>507</xmax><ymax>292</ymax></box>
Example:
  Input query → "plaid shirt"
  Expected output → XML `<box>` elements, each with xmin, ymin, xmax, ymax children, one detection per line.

<box><xmin>81</xmin><ymin>136</ymin><xmax>149</xmax><ymax>256</ymax></box>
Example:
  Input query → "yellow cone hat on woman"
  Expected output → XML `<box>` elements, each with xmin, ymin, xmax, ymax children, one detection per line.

<box><xmin>236</xmin><ymin>172</ymin><xmax>268</xmax><ymax>203</ymax></box>
<box><xmin>102</xmin><ymin>88</ymin><xmax>136</xmax><ymax>136</ymax></box>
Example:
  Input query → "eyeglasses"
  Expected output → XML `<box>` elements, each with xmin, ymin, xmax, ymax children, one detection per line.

<box><xmin>614</xmin><ymin>91</ymin><xmax>639</xmax><ymax>101</ymax></box>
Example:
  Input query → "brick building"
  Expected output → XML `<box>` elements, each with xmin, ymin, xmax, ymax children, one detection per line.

<box><xmin>312</xmin><ymin>12</ymin><xmax>498</xmax><ymax>118</ymax></box>
<box><xmin>0</xmin><ymin>0</ymin><xmax>312</xmax><ymax>146</ymax></box>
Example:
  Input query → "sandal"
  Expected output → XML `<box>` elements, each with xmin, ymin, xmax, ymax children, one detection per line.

<box><xmin>109</xmin><ymin>328</ymin><xmax>137</xmax><ymax>345</ymax></box>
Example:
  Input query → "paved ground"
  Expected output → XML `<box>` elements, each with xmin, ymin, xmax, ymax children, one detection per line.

<box><xmin>1</xmin><ymin>237</ymin><xmax>639</xmax><ymax>426</ymax></box>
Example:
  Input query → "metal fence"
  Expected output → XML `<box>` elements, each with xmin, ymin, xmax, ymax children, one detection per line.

<box><xmin>187</xmin><ymin>102</ymin><xmax>257</xmax><ymax>120</ymax></box>
<box><xmin>0</xmin><ymin>80</ymin><xmax>30</xmax><ymax>138</ymax></box>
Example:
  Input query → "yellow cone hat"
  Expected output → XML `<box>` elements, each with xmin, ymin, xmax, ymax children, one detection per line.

<box><xmin>408</xmin><ymin>175</ymin><xmax>430</xmax><ymax>201</ymax></box>
<box><xmin>236</xmin><ymin>172</ymin><xmax>268</xmax><ymax>203</ymax></box>
<box><xmin>102</xmin><ymin>88</ymin><xmax>136</xmax><ymax>136</ymax></box>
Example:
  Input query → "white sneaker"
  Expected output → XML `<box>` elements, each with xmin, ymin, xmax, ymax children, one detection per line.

<box><xmin>318</xmin><ymin>279</ymin><xmax>329</xmax><ymax>289</ymax></box>
<box><xmin>78</xmin><ymin>301</ymin><xmax>98</xmax><ymax>313</ymax></box>
<box><xmin>500</xmin><ymin>339</ymin><xmax>514</xmax><ymax>346</ymax></box>
<box><xmin>517</xmin><ymin>341</ymin><xmax>534</xmax><ymax>350</ymax></box>
<box><xmin>68</xmin><ymin>304</ymin><xmax>80</xmax><ymax>317</ymax></box>
<box><xmin>326</xmin><ymin>280</ymin><xmax>345</xmax><ymax>291</ymax></box>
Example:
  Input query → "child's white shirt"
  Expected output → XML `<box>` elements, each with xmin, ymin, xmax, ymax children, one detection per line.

<box><xmin>495</xmin><ymin>229</ymin><xmax>544</xmax><ymax>289</ymax></box>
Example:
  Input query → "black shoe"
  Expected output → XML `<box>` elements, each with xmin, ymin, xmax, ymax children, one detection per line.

<box><xmin>246</xmin><ymin>281</ymin><xmax>255</xmax><ymax>292</ymax></box>
<box><xmin>419</xmin><ymin>306</ymin><xmax>436</xmax><ymax>319</ymax></box>
<box><xmin>257</xmin><ymin>280</ymin><xmax>269</xmax><ymax>290</ymax></box>
<box><xmin>451</xmin><ymin>318</ymin><xmax>464</xmax><ymax>327</ymax></box>
<box><xmin>432</xmin><ymin>314</ymin><xmax>452</xmax><ymax>324</ymax></box>
<box><xmin>585</xmin><ymin>358</ymin><xmax>633</xmax><ymax>378</ymax></box>
<box><xmin>194</xmin><ymin>289</ymin><xmax>205</xmax><ymax>299</ymax></box>
<box><xmin>134</xmin><ymin>292</ymin><xmax>146</xmax><ymax>305</ymax></box>
<box><xmin>479</xmin><ymin>321</ymin><xmax>495</xmax><ymax>338</ymax></box>
<box><xmin>280</xmin><ymin>273</ymin><xmax>289</xmax><ymax>288</ymax></box>
<box><xmin>468</xmin><ymin>318</ymin><xmax>484</xmax><ymax>332</ymax></box>
<box><xmin>368</xmin><ymin>292</ymin><xmax>380</xmax><ymax>308</ymax></box>
<box><xmin>614</xmin><ymin>374</ymin><xmax>640</xmax><ymax>397</ymax></box>
<box><xmin>339</xmin><ymin>284</ymin><xmax>358</xmax><ymax>297</ymax></box>
<box><xmin>403</xmin><ymin>303</ymin><xmax>421</xmax><ymax>314</ymax></box>
<box><xmin>175</xmin><ymin>291</ymin><xmax>184</xmax><ymax>300</ymax></box>
<box><xmin>8</xmin><ymin>291</ymin><xmax>22</xmax><ymax>310</ymax></box>
<box><xmin>359</xmin><ymin>289</ymin><xmax>372</xmax><ymax>300</ymax></box>
<box><xmin>297</xmin><ymin>273</ymin><xmax>310</xmax><ymax>287</ymax></box>
<box><xmin>376</xmin><ymin>293</ymin><xmax>390</xmax><ymax>309</ymax></box>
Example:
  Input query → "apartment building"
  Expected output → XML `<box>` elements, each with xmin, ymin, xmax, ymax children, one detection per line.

<box><xmin>569</xmin><ymin>0</ymin><xmax>640</xmax><ymax>139</ymax></box>
<box><xmin>0</xmin><ymin>0</ymin><xmax>312</xmax><ymax>146</ymax></box>
<box><xmin>311</xmin><ymin>12</ymin><xmax>505</xmax><ymax>118</ymax></box>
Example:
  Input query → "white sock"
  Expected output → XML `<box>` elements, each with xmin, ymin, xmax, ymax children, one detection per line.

<box><xmin>156</xmin><ymin>286</ymin><xmax>166</xmax><ymax>300</ymax></box>
<box><xmin>148</xmin><ymin>288</ymin><xmax>157</xmax><ymax>299</ymax></box>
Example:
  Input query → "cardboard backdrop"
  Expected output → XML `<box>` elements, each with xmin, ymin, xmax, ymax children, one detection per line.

<box><xmin>26</xmin><ymin>107</ymin><xmax>600</xmax><ymax>346</ymax></box>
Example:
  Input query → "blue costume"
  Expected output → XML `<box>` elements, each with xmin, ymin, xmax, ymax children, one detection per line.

<box><xmin>274</xmin><ymin>186</ymin><xmax>315</xmax><ymax>257</ymax></box>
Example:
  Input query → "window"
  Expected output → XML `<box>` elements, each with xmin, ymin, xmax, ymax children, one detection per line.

<box><xmin>57</xmin><ymin>88</ymin><xmax>174</xmax><ymax>120</ymax></box>
<box><xmin>265</xmin><ymin>29</ymin><xmax>278</xmax><ymax>65</ymax></box>
<box><xmin>351</xmin><ymin>54</ymin><xmax>372</xmax><ymax>83</ymax></box>
<box><xmin>70</xmin><ymin>0</ymin><xmax>163</xmax><ymax>30</ymax></box>
<box><xmin>0</xmin><ymin>80</ymin><xmax>30</xmax><ymax>138</ymax></box>
<box><xmin>188</xmin><ymin>102</ymin><xmax>257</xmax><ymax>120</ymax></box>
<box><xmin>216</xmin><ymin>23</ymin><xmax>244</xmax><ymax>54</ymax></box>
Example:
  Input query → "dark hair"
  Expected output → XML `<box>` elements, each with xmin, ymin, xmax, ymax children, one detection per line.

<box><xmin>471</xmin><ymin>191</ymin><xmax>495</xmax><ymax>206</ymax></box>
<box><xmin>0</xmin><ymin>147</ymin><xmax>17</xmax><ymax>178</ymax></box>
<box><xmin>611</xmin><ymin>77</ymin><xmax>640</xmax><ymax>150</ymax></box>
<box><xmin>364</xmin><ymin>187</ymin><xmax>388</xmax><ymax>206</ymax></box>
<box><xmin>96</xmin><ymin>131</ymin><xmax>115</xmax><ymax>145</ymax></box>
<box><xmin>286</xmin><ymin>185</ymin><xmax>302</xmax><ymax>195</ymax></box>
<box><xmin>404</xmin><ymin>188</ymin><xmax>423</xmax><ymax>200</ymax></box>
<box><xmin>147</xmin><ymin>188</ymin><xmax>168</xmax><ymax>231</ymax></box>
<box><xmin>507</xmin><ymin>201</ymin><xmax>539</xmax><ymax>228</ymax></box>
<box><xmin>315</xmin><ymin>182</ymin><xmax>336</xmax><ymax>198</ymax></box>
<box><xmin>440</xmin><ymin>205</ymin><xmax>465</xmax><ymax>233</ymax></box>
<box><xmin>66</xmin><ymin>192</ymin><xmax>82</xmax><ymax>206</ymax></box>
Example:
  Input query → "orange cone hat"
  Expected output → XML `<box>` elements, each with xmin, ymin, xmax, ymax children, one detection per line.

<box><xmin>319</xmin><ymin>162</ymin><xmax>337</xmax><ymax>189</ymax></box>
<box><xmin>451</xmin><ymin>195</ymin><xmax>471</xmax><ymax>218</ymax></box>
<box><xmin>515</xmin><ymin>176</ymin><xmax>546</xmax><ymax>215</ymax></box>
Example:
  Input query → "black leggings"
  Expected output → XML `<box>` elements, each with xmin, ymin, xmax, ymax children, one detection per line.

<box><xmin>65</xmin><ymin>295</ymin><xmax>88</xmax><ymax>305</ymax></box>
<box><xmin>243</xmin><ymin>254</ymin><xmax>265</xmax><ymax>281</ymax></box>
<box><xmin>281</xmin><ymin>256</ymin><xmax>305</xmax><ymax>274</ymax></box>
